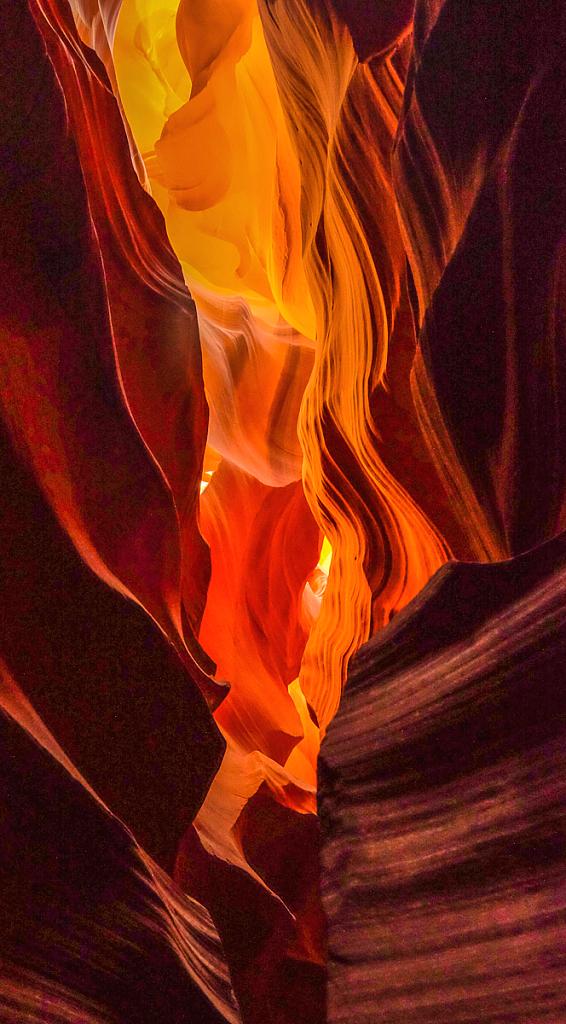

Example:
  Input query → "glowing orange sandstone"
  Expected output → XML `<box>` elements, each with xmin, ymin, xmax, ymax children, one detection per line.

<box><xmin>72</xmin><ymin>0</ymin><xmax>452</xmax><ymax>946</ymax></box>
<box><xmin>111</xmin><ymin>0</ymin><xmax>447</xmax><ymax>743</ymax></box>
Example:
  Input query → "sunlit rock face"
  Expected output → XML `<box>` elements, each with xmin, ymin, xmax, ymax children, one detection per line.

<box><xmin>104</xmin><ymin>5</ymin><xmax>460</xmax><ymax>996</ymax></box>
<box><xmin>111</xmin><ymin>0</ymin><xmax>458</xmax><ymax>741</ymax></box>
<box><xmin>1</xmin><ymin>0</ymin><xmax>565</xmax><ymax>1019</ymax></box>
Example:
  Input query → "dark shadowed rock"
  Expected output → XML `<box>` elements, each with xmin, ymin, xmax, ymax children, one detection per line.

<box><xmin>319</xmin><ymin>531</ymin><xmax>566</xmax><ymax>1023</ymax></box>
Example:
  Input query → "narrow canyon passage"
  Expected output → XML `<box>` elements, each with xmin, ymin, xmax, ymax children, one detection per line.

<box><xmin>0</xmin><ymin>0</ymin><xmax>565</xmax><ymax>1021</ymax></box>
